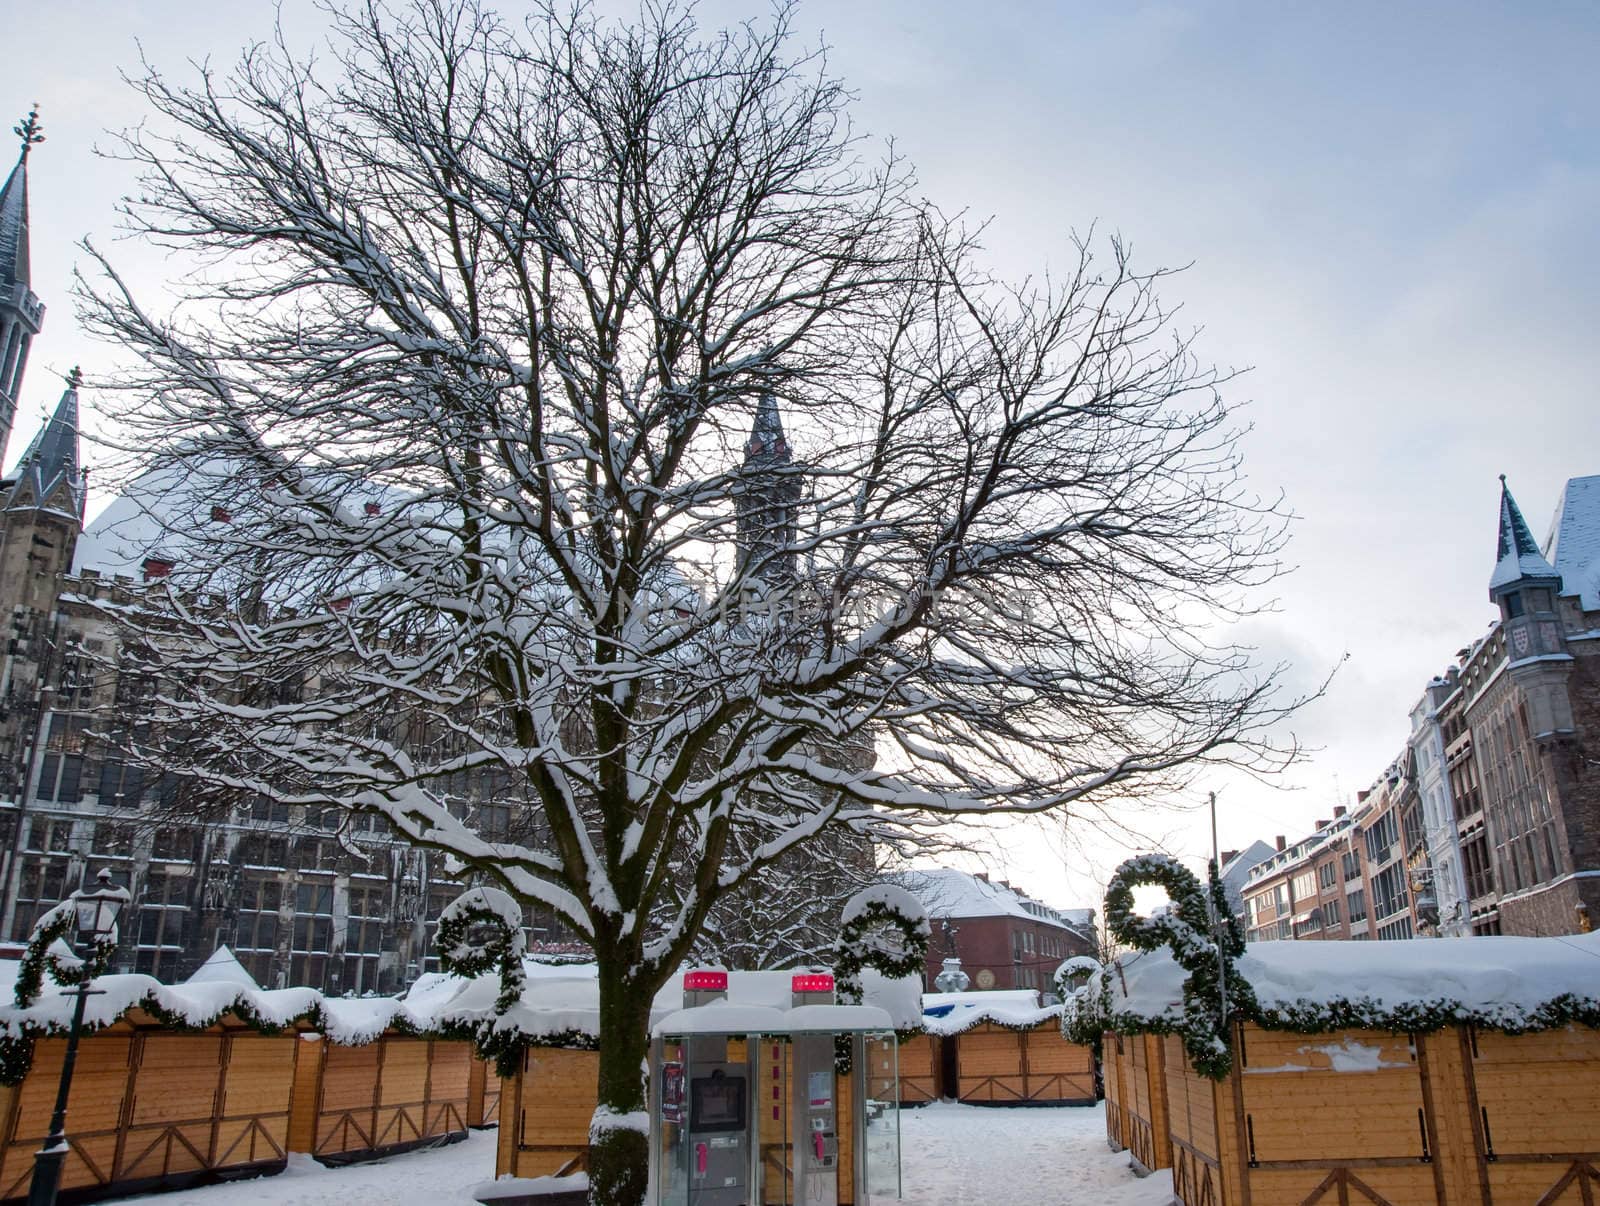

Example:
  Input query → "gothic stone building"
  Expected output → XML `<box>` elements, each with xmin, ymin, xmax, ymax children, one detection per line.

<box><xmin>0</xmin><ymin>124</ymin><xmax>867</xmax><ymax>990</ymax></box>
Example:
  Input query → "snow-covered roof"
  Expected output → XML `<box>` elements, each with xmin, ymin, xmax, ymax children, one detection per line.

<box><xmin>441</xmin><ymin>964</ymin><xmax>924</xmax><ymax>1045</ymax></box>
<box><xmin>0</xmin><ymin>960</ymin><xmax>924</xmax><ymax>1058</ymax></box>
<box><xmin>1545</xmin><ymin>474</ymin><xmax>1600</xmax><ymax>613</ymax></box>
<box><xmin>183</xmin><ymin>945</ymin><xmax>260</xmax><ymax>990</ymax></box>
<box><xmin>919</xmin><ymin>988</ymin><xmax>1063</xmax><ymax>1035</ymax></box>
<box><xmin>898</xmin><ymin>868</ymin><xmax>1089</xmax><ymax>932</ymax></box>
<box><xmin>1490</xmin><ymin>477</ymin><xmax>1560</xmax><ymax>594</ymax></box>
<box><xmin>1076</xmin><ymin>929</ymin><xmax>1600</xmax><ymax>1036</ymax></box>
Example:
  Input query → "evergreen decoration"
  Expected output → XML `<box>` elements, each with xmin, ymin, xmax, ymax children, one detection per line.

<box><xmin>1052</xmin><ymin>955</ymin><xmax>1102</xmax><ymax>1001</ymax></box>
<box><xmin>433</xmin><ymin>886</ymin><xmax>531</xmax><ymax>1073</ymax></box>
<box><xmin>12</xmin><ymin>899</ymin><xmax>118</xmax><ymax>1010</ymax></box>
<box><xmin>833</xmin><ymin>885</ymin><xmax>931</xmax><ymax>1005</ymax></box>
<box><xmin>1076</xmin><ymin>853</ymin><xmax>1253</xmax><ymax>1080</ymax></box>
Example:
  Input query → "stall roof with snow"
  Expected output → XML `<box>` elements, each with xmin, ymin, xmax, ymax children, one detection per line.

<box><xmin>919</xmin><ymin>988</ymin><xmax>1064</xmax><ymax>1035</ymax></box>
<box><xmin>1073</xmin><ymin>930</ymin><xmax>1600</xmax><ymax>1036</ymax></box>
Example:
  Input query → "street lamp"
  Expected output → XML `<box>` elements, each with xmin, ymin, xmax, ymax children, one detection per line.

<box><xmin>28</xmin><ymin>867</ymin><xmax>130</xmax><ymax>1206</ymax></box>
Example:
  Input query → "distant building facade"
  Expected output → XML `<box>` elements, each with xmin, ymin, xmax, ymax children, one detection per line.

<box><xmin>1240</xmin><ymin>475</ymin><xmax>1600</xmax><ymax>942</ymax></box>
<box><xmin>901</xmin><ymin>867</ymin><xmax>1096</xmax><ymax>995</ymax></box>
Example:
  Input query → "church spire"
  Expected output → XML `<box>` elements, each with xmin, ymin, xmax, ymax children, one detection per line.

<box><xmin>736</xmin><ymin>392</ymin><xmax>801</xmax><ymax>586</ymax></box>
<box><xmin>6</xmin><ymin>368</ymin><xmax>84</xmax><ymax>520</ymax></box>
<box><xmin>745</xmin><ymin>391</ymin><xmax>790</xmax><ymax>465</ymax></box>
<box><xmin>1489</xmin><ymin>474</ymin><xmax>1558</xmax><ymax>598</ymax></box>
<box><xmin>0</xmin><ymin>104</ymin><xmax>47</xmax><ymax>469</ymax></box>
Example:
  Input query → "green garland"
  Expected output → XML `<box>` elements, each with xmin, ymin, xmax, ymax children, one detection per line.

<box><xmin>13</xmin><ymin>901</ymin><xmax>119</xmax><ymax>1010</ymax></box>
<box><xmin>1072</xmin><ymin>854</ymin><xmax>1250</xmax><ymax>1080</ymax></box>
<box><xmin>833</xmin><ymin>888</ymin><xmax>930</xmax><ymax>1006</ymax></box>
<box><xmin>434</xmin><ymin>886</ymin><xmax>531</xmax><ymax>1073</ymax></box>
<box><xmin>1053</xmin><ymin>955</ymin><xmax>1102</xmax><ymax>1001</ymax></box>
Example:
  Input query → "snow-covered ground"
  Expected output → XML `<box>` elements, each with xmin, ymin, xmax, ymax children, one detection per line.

<box><xmin>116</xmin><ymin>1104</ymin><xmax>1173</xmax><ymax>1205</ymax></box>
<box><xmin>899</xmin><ymin>1103</ymin><xmax>1172</xmax><ymax>1206</ymax></box>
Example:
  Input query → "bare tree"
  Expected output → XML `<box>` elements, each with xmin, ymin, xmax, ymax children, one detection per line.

<box><xmin>77</xmin><ymin>1</ymin><xmax>1304</xmax><ymax>1199</ymax></box>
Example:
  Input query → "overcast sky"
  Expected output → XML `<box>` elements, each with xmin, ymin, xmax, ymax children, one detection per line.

<box><xmin>8</xmin><ymin>1</ymin><xmax>1600</xmax><ymax>912</ymax></box>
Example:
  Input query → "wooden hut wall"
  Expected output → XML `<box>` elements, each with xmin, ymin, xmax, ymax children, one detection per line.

<box><xmin>0</xmin><ymin>1027</ymin><xmax>297</xmax><ymax>1204</ymax></box>
<box><xmin>501</xmin><ymin>1047</ymin><xmax>598</xmax><ymax>1179</ymax></box>
<box><xmin>291</xmin><ymin>1036</ymin><xmax>471</xmax><ymax>1163</ymax></box>
<box><xmin>1102</xmin><ymin>1032</ymin><xmax>1129</xmax><ymax>1153</ymax></box>
<box><xmin>896</xmin><ymin>1034</ymin><xmax>940</xmax><ymax>1105</ymax></box>
<box><xmin>951</xmin><ymin>1021</ymin><xmax>1094</xmax><ymax>1105</ymax></box>
<box><xmin>466</xmin><ymin>1057</ymin><xmax>502</xmax><ymax>1129</ymax></box>
<box><xmin>1151</xmin><ymin>1021</ymin><xmax>1600</xmax><ymax>1206</ymax></box>
<box><xmin>1123</xmin><ymin>1032</ymin><xmax>1171</xmax><ymax>1173</ymax></box>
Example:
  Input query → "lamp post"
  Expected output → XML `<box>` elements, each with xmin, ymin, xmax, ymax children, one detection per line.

<box><xmin>27</xmin><ymin>867</ymin><xmax>129</xmax><ymax>1206</ymax></box>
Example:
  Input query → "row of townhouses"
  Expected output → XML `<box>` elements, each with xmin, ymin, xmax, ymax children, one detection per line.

<box><xmin>1231</xmin><ymin>474</ymin><xmax>1600</xmax><ymax>941</ymax></box>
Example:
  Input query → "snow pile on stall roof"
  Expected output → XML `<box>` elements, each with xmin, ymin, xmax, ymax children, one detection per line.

<box><xmin>184</xmin><ymin>946</ymin><xmax>259</xmax><ymax>990</ymax></box>
<box><xmin>0</xmin><ymin>968</ymin><xmax>453</xmax><ymax>1047</ymax></box>
<box><xmin>1085</xmin><ymin>930</ymin><xmax>1600</xmax><ymax>1033</ymax></box>
<box><xmin>1546</xmin><ymin>474</ymin><xmax>1600</xmax><ymax>613</ymax></box>
<box><xmin>924</xmin><ymin>988</ymin><xmax>1038</xmax><ymax>1011</ymax></box>
<box><xmin>442</xmin><ymin>963</ymin><xmax>924</xmax><ymax>1043</ymax></box>
<box><xmin>0</xmin><ymin>957</ymin><xmax>925</xmax><ymax>1052</ymax></box>
<box><xmin>841</xmin><ymin>883</ymin><xmax>929</xmax><ymax>931</ymax></box>
<box><xmin>920</xmin><ymin>988</ymin><xmax>1063</xmax><ymax>1036</ymax></box>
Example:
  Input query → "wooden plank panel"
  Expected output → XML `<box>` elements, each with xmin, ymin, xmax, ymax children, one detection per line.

<box><xmin>132</xmin><ymin>1036</ymin><xmax>223</xmax><ymax>1126</ymax></box>
<box><xmin>221</xmin><ymin>1037</ymin><xmax>297</xmax><ymax>1121</ymax></box>
<box><xmin>378</xmin><ymin>1040</ymin><xmax>429</xmax><ymax>1108</ymax></box>
<box><xmin>286</xmin><ymin>1036</ymin><xmax>325</xmax><ymax>1154</ymax></box>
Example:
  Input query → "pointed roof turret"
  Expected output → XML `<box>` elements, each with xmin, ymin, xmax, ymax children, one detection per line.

<box><xmin>1489</xmin><ymin>474</ymin><xmax>1559</xmax><ymax>598</ymax></box>
<box><xmin>7</xmin><ymin>367</ymin><xmax>85</xmax><ymax>519</ymax></box>
<box><xmin>744</xmin><ymin>392</ymin><xmax>790</xmax><ymax>465</ymax></box>
<box><xmin>0</xmin><ymin>106</ymin><xmax>43</xmax><ymax>290</ymax></box>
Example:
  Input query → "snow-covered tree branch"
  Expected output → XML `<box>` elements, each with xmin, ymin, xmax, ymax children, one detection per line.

<box><xmin>74</xmin><ymin>2</ymin><xmax>1307</xmax><ymax>1199</ymax></box>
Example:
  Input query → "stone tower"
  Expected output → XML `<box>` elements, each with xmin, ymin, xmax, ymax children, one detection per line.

<box><xmin>734</xmin><ymin>393</ymin><xmax>802</xmax><ymax>588</ymax></box>
<box><xmin>0</xmin><ymin>108</ymin><xmax>46</xmax><ymax>469</ymax></box>
<box><xmin>1488</xmin><ymin>475</ymin><xmax>1573</xmax><ymax>739</ymax></box>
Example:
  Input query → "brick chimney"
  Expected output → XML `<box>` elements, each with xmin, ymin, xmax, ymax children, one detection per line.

<box><xmin>1275</xmin><ymin>835</ymin><xmax>1286</xmax><ymax>852</ymax></box>
<box><xmin>1333</xmin><ymin>805</ymin><xmax>1347</xmax><ymax>819</ymax></box>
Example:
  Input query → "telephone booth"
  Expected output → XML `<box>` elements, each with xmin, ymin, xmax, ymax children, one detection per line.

<box><xmin>648</xmin><ymin>970</ymin><xmax>901</xmax><ymax>1206</ymax></box>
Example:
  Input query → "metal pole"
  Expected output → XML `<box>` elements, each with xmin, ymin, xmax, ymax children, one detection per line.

<box><xmin>26</xmin><ymin>980</ymin><xmax>91</xmax><ymax>1206</ymax></box>
<box><xmin>1210</xmin><ymin>792</ymin><xmax>1229</xmax><ymax>1026</ymax></box>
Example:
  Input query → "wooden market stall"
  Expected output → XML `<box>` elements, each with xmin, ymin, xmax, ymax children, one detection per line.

<box><xmin>0</xmin><ymin>951</ymin><xmax>490</xmax><ymax>1204</ymax></box>
<box><xmin>1073</xmin><ymin>928</ymin><xmax>1600</xmax><ymax>1206</ymax></box>
<box><xmin>0</xmin><ymin>1013</ymin><xmax>300</xmax><ymax>1203</ymax></box>
<box><xmin>921</xmin><ymin>994</ymin><xmax>1096</xmax><ymax>1106</ymax></box>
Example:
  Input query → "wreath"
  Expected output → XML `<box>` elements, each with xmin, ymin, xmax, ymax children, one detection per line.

<box><xmin>833</xmin><ymin>885</ymin><xmax>930</xmax><ymax>1005</ymax></box>
<box><xmin>1052</xmin><ymin>955</ymin><xmax>1102</xmax><ymax>1000</ymax></box>
<box><xmin>13</xmin><ymin>900</ymin><xmax>119</xmax><ymax>1010</ymax></box>
<box><xmin>1094</xmin><ymin>854</ymin><xmax>1252</xmax><ymax>1080</ymax></box>
<box><xmin>435</xmin><ymin>885</ymin><xmax>528</xmax><ymax>1016</ymax></box>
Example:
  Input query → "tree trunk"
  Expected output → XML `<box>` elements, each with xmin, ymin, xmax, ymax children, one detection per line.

<box><xmin>589</xmin><ymin>956</ymin><xmax>654</xmax><ymax>1206</ymax></box>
